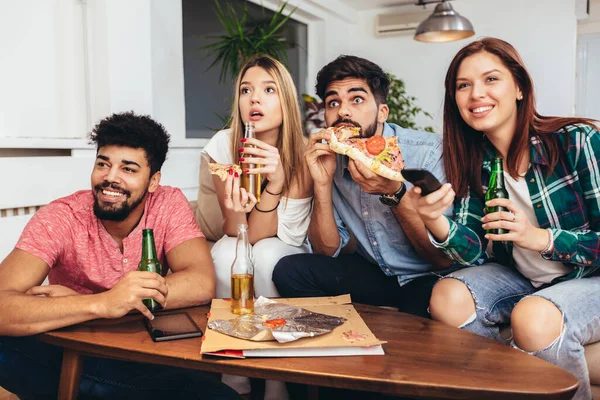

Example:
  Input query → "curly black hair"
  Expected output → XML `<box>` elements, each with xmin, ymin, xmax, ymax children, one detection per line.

<box><xmin>316</xmin><ymin>55</ymin><xmax>390</xmax><ymax>105</ymax></box>
<box><xmin>88</xmin><ymin>111</ymin><xmax>170</xmax><ymax>176</ymax></box>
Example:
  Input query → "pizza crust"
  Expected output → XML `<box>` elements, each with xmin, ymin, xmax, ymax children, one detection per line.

<box><xmin>208</xmin><ymin>163</ymin><xmax>242</xmax><ymax>181</ymax></box>
<box><xmin>328</xmin><ymin>128</ymin><xmax>405</xmax><ymax>182</ymax></box>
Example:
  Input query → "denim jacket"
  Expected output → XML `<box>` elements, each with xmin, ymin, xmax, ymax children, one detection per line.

<box><xmin>330</xmin><ymin>122</ymin><xmax>448</xmax><ymax>286</ymax></box>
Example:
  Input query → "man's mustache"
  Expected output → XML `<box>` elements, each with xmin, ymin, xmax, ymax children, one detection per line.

<box><xmin>331</xmin><ymin>118</ymin><xmax>362</xmax><ymax>129</ymax></box>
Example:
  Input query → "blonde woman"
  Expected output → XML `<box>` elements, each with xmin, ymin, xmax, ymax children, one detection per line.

<box><xmin>196</xmin><ymin>55</ymin><xmax>312</xmax><ymax>399</ymax></box>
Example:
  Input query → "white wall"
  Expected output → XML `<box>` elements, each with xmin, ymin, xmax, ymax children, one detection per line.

<box><xmin>0</xmin><ymin>0</ymin><xmax>204</xmax><ymax>260</ymax></box>
<box><xmin>0</xmin><ymin>0</ymin><xmax>585</xmax><ymax>260</ymax></box>
<box><xmin>0</xmin><ymin>0</ymin><xmax>87</xmax><ymax>140</ymax></box>
<box><xmin>576</xmin><ymin>0</ymin><xmax>600</xmax><ymax>118</ymax></box>
<box><xmin>345</xmin><ymin>0</ymin><xmax>579</xmax><ymax>131</ymax></box>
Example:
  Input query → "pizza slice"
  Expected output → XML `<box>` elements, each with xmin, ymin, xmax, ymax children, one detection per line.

<box><xmin>327</xmin><ymin>126</ymin><xmax>405</xmax><ymax>181</ymax></box>
<box><xmin>208</xmin><ymin>163</ymin><xmax>242</xmax><ymax>181</ymax></box>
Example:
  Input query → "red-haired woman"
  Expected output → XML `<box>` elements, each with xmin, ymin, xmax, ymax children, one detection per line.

<box><xmin>410</xmin><ymin>37</ymin><xmax>599</xmax><ymax>400</ymax></box>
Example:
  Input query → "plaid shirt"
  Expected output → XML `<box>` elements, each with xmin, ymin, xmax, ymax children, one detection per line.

<box><xmin>433</xmin><ymin>124</ymin><xmax>600</xmax><ymax>283</ymax></box>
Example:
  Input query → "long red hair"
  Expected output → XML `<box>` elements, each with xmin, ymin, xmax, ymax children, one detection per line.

<box><xmin>443</xmin><ymin>37</ymin><xmax>598</xmax><ymax>197</ymax></box>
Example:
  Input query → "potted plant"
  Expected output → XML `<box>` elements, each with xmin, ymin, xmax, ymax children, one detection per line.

<box><xmin>201</xmin><ymin>1</ymin><xmax>296</xmax><ymax>83</ymax></box>
<box><xmin>386</xmin><ymin>73</ymin><xmax>434</xmax><ymax>133</ymax></box>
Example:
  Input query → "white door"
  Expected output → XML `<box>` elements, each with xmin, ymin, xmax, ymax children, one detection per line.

<box><xmin>577</xmin><ymin>34</ymin><xmax>600</xmax><ymax>119</ymax></box>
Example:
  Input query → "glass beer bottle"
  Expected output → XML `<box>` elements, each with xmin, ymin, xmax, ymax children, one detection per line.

<box><xmin>230</xmin><ymin>224</ymin><xmax>255</xmax><ymax>314</ymax></box>
<box><xmin>240</xmin><ymin>122</ymin><xmax>261</xmax><ymax>202</ymax></box>
<box><xmin>138</xmin><ymin>228</ymin><xmax>163</xmax><ymax>312</ymax></box>
<box><xmin>485</xmin><ymin>157</ymin><xmax>510</xmax><ymax>235</ymax></box>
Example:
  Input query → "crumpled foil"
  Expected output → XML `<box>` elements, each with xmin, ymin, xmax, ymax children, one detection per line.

<box><xmin>208</xmin><ymin>297</ymin><xmax>347</xmax><ymax>343</ymax></box>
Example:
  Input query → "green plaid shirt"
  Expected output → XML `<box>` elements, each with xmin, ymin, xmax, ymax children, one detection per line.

<box><xmin>433</xmin><ymin>124</ymin><xmax>600</xmax><ymax>283</ymax></box>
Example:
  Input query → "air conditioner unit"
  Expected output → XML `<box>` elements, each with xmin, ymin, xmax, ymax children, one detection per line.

<box><xmin>576</xmin><ymin>0</ymin><xmax>590</xmax><ymax>20</ymax></box>
<box><xmin>375</xmin><ymin>10</ymin><xmax>431</xmax><ymax>37</ymax></box>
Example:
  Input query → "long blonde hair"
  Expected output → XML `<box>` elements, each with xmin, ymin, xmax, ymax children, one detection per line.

<box><xmin>228</xmin><ymin>55</ymin><xmax>305</xmax><ymax>195</ymax></box>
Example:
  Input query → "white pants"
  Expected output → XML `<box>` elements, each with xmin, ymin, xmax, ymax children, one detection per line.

<box><xmin>211</xmin><ymin>236</ymin><xmax>309</xmax><ymax>299</ymax></box>
<box><xmin>210</xmin><ymin>236</ymin><xmax>307</xmax><ymax>399</ymax></box>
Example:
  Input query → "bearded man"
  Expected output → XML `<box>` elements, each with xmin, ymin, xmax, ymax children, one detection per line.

<box><xmin>0</xmin><ymin>112</ymin><xmax>239</xmax><ymax>400</ymax></box>
<box><xmin>273</xmin><ymin>56</ymin><xmax>453</xmax><ymax>318</ymax></box>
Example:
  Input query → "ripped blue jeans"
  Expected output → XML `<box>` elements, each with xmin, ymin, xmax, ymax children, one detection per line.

<box><xmin>441</xmin><ymin>263</ymin><xmax>600</xmax><ymax>400</ymax></box>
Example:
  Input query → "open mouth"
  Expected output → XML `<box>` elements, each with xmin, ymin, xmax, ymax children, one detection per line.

<box><xmin>250</xmin><ymin>109</ymin><xmax>264</xmax><ymax>120</ymax></box>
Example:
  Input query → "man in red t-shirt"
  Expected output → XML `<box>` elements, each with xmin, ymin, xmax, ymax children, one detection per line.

<box><xmin>0</xmin><ymin>112</ymin><xmax>239</xmax><ymax>399</ymax></box>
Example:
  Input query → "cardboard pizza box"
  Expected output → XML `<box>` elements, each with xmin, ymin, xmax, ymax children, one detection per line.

<box><xmin>201</xmin><ymin>294</ymin><xmax>386</xmax><ymax>358</ymax></box>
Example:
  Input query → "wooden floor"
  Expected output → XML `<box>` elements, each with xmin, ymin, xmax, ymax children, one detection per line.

<box><xmin>0</xmin><ymin>386</ymin><xmax>18</xmax><ymax>400</ymax></box>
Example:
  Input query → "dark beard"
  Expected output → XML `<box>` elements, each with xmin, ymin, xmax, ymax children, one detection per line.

<box><xmin>93</xmin><ymin>182</ymin><xmax>147</xmax><ymax>222</ymax></box>
<box><xmin>331</xmin><ymin>116</ymin><xmax>379</xmax><ymax>138</ymax></box>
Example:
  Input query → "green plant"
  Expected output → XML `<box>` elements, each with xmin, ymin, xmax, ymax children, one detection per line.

<box><xmin>201</xmin><ymin>1</ymin><xmax>297</xmax><ymax>83</ymax></box>
<box><xmin>302</xmin><ymin>94</ymin><xmax>325</xmax><ymax>136</ymax></box>
<box><xmin>386</xmin><ymin>73</ymin><xmax>435</xmax><ymax>133</ymax></box>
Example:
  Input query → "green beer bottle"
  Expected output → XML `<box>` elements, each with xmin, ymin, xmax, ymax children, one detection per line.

<box><xmin>138</xmin><ymin>228</ymin><xmax>163</xmax><ymax>312</ymax></box>
<box><xmin>485</xmin><ymin>158</ymin><xmax>510</xmax><ymax>235</ymax></box>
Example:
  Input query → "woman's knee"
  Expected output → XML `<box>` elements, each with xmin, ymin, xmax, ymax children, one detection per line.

<box><xmin>429</xmin><ymin>278</ymin><xmax>476</xmax><ymax>327</ymax></box>
<box><xmin>511</xmin><ymin>296</ymin><xmax>563</xmax><ymax>352</ymax></box>
<box><xmin>253</xmin><ymin>238</ymin><xmax>307</xmax><ymax>270</ymax></box>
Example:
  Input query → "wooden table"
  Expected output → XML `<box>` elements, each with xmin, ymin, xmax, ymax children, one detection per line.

<box><xmin>39</xmin><ymin>304</ymin><xmax>578</xmax><ymax>400</ymax></box>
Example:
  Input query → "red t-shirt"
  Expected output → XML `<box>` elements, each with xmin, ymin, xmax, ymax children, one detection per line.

<box><xmin>16</xmin><ymin>186</ymin><xmax>203</xmax><ymax>294</ymax></box>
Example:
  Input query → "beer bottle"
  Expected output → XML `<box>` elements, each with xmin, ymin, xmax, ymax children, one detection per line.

<box><xmin>230</xmin><ymin>224</ymin><xmax>255</xmax><ymax>314</ymax></box>
<box><xmin>240</xmin><ymin>122</ymin><xmax>261</xmax><ymax>202</ymax></box>
<box><xmin>138</xmin><ymin>228</ymin><xmax>163</xmax><ymax>312</ymax></box>
<box><xmin>485</xmin><ymin>157</ymin><xmax>510</xmax><ymax>235</ymax></box>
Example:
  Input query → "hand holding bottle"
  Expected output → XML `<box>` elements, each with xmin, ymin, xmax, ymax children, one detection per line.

<box><xmin>482</xmin><ymin>198</ymin><xmax>549</xmax><ymax>251</ymax></box>
<box><xmin>97</xmin><ymin>270</ymin><xmax>168</xmax><ymax>321</ymax></box>
<box><xmin>239</xmin><ymin>137</ymin><xmax>285</xmax><ymax>189</ymax></box>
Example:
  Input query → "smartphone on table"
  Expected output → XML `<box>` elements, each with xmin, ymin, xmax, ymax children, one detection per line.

<box><xmin>402</xmin><ymin>168</ymin><xmax>443</xmax><ymax>196</ymax></box>
<box><xmin>144</xmin><ymin>312</ymin><xmax>203</xmax><ymax>342</ymax></box>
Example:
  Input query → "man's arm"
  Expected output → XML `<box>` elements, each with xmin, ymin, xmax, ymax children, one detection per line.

<box><xmin>0</xmin><ymin>249</ymin><xmax>167</xmax><ymax>336</ymax></box>
<box><xmin>348</xmin><ymin>159</ymin><xmax>452</xmax><ymax>269</ymax></box>
<box><xmin>163</xmin><ymin>237</ymin><xmax>216</xmax><ymax>308</ymax></box>
<box><xmin>308</xmin><ymin>183</ymin><xmax>342</xmax><ymax>256</ymax></box>
<box><xmin>391</xmin><ymin>193</ymin><xmax>453</xmax><ymax>269</ymax></box>
<box><xmin>305</xmin><ymin>130</ymin><xmax>346</xmax><ymax>256</ymax></box>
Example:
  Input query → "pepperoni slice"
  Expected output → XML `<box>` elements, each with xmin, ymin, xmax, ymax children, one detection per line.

<box><xmin>366</xmin><ymin>136</ymin><xmax>386</xmax><ymax>155</ymax></box>
<box><xmin>263</xmin><ymin>318</ymin><xmax>286</xmax><ymax>330</ymax></box>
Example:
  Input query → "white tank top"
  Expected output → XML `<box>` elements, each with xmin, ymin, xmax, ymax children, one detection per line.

<box><xmin>503</xmin><ymin>172</ymin><xmax>570</xmax><ymax>287</ymax></box>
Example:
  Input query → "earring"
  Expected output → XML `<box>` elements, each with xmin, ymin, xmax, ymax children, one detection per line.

<box><xmin>517</xmin><ymin>94</ymin><xmax>523</xmax><ymax>100</ymax></box>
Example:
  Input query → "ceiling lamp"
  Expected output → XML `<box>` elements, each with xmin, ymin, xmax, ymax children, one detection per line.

<box><xmin>414</xmin><ymin>0</ymin><xmax>475</xmax><ymax>43</ymax></box>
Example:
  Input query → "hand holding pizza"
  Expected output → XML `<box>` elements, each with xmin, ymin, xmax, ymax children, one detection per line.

<box><xmin>305</xmin><ymin>129</ymin><xmax>337</xmax><ymax>187</ymax></box>
<box><xmin>327</xmin><ymin>128</ymin><xmax>405</xmax><ymax>182</ymax></box>
<box><xmin>348</xmin><ymin>158</ymin><xmax>402</xmax><ymax>195</ymax></box>
<box><xmin>223</xmin><ymin>168</ymin><xmax>257</xmax><ymax>214</ymax></box>
<box><xmin>239</xmin><ymin>138</ymin><xmax>285</xmax><ymax>189</ymax></box>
